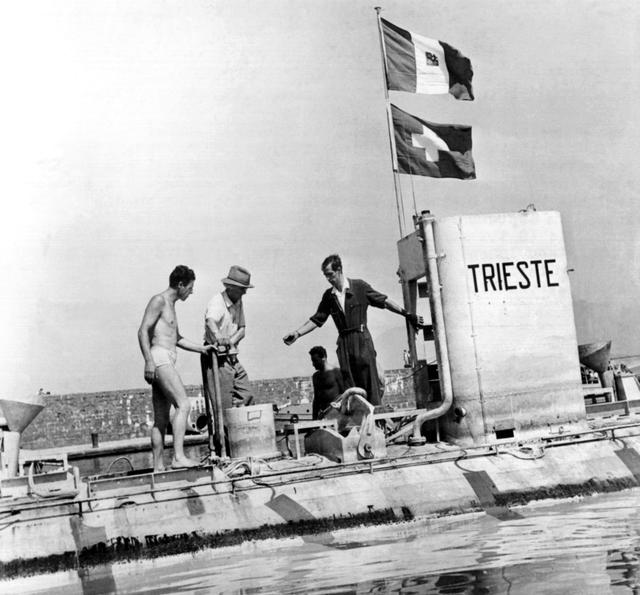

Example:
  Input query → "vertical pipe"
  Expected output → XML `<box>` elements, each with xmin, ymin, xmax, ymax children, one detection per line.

<box><xmin>384</xmin><ymin>212</ymin><xmax>453</xmax><ymax>444</ymax></box>
<box><xmin>420</xmin><ymin>213</ymin><xmax>453</xmax><ymax>411</ymax></box>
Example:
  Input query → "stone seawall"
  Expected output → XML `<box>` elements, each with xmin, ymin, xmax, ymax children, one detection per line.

<box><xmin>21</xmin><ymin>369</ymin><xmax>418</xmax><ymax>449</ymax></box>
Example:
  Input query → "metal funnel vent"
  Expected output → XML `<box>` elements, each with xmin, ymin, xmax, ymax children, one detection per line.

<box><xmin>578</xmin><ymin>341</ymin><xmax>612</xmax><ymax>374</ymax></box>
<box><xmin>0</xmin><ymin>393</ymin><xmax>45</xmax><ymax>433</ymax></box>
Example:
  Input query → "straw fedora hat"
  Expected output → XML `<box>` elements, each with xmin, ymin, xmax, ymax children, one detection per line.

<box><xmin>221</xmin><ymin>265</ymin><xmax>254</xmax><ymax>288</ymax></box>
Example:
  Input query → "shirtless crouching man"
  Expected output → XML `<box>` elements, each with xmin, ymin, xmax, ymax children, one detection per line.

<box><xmin>138</xmin><ymin>265</ymin><xmax>214</xmax><ymax>471</ymax></box>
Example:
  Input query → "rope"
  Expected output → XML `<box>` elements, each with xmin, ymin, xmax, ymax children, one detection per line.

<box><xmin>497</xmin><ymin>444</ymin><xmax>546</xmax><ymax>460</ymax></box>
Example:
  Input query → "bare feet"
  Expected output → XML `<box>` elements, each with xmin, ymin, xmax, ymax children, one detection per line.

<box><xmin>171</xmin><ymin>456</ymin><xmax>200</xmax><ymax>469</ymax></box>
<box><xmin>154</xmin><ymin>465</ymin><xmax>165</xmax><ymax>473</ymax></box>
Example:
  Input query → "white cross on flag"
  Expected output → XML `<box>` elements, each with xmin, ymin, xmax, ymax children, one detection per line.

<box><xmin>391</xmin><ymin>104</ymin><xmax>475</xmax><ymax>179</ymax></box>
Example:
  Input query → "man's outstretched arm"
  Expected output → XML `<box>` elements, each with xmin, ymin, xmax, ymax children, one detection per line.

<box><xmin>177</xmin><ymin>333</ymin><xmax>214</xmax><ymax>355</ymax></box>
<box><xmin>384</xmin><ymin>298</ymin><xmax>423</xmax><ymax>328</ymax></box>
<box><xmin>283</xmin><ymin>320</ymin><xmax>319</xmax><ymax>345</ymax></box>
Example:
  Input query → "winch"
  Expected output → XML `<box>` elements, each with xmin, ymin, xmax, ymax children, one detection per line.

<box><xmin>304</xmin><ymin>388</ymin><xmax>387</xmax><ymax>463</ymax></box>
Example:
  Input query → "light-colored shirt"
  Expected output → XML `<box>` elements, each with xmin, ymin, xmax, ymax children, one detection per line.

<box><xmin>204</xmin><ymin>291</ymin><xmax>245</xmax><ymax>354</ymax></box>
<box><xmin>331</xmin><ymin>276</ymin><xmax>350</xmax><ymax>312</ymax></box>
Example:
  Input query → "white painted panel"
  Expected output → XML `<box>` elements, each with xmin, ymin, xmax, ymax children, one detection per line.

<box><xmin>433</xmin><ymin>211</ymin><xmax>586</xmax><ymax>445</ymax></box>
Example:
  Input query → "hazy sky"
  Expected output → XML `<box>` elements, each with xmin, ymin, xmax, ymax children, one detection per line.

<box><xmin>2</xmin><ymin>0</ymin><xmax>640</xmax><ymax>396</ymax></box>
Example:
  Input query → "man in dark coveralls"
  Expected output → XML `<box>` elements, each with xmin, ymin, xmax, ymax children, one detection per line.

<box><xmin>283</xmin><ymin>254</ymin><xmax>422</xmax><ymax>406</ymax></box>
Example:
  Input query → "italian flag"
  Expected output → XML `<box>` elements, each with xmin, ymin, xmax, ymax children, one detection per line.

<box><xmin>382</xmin><ymin>18</ymin><xmax>474</xmax><ymax>101</ymax></box>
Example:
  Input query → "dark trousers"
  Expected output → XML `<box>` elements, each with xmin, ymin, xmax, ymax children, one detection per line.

<box><xmin>336</xmin><ymin>328</ymin><xmax>381</xmax><ymax>406</ymax></box>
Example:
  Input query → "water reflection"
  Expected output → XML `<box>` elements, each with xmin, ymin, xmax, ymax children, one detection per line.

<box><xmin>607</xmin><ymin>547</ymin><xmax>640</xmax><ymax>594</ymax></box>
<box><xmin>4</xmin><ymin>489</ymin><xmax>640</xmax><ymax>594</ymax></box>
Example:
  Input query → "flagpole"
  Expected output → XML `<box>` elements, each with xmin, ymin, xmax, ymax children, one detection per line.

<box><xmin>375</xmin><ymin>6</ymin><xmax>405</xmax><ymax>238</ymax></box>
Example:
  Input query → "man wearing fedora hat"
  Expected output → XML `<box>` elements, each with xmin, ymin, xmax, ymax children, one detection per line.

<box><xmin>204</xmin><ymin>265</ymin><xmax>255</xmax><ymax>410</ymax></box>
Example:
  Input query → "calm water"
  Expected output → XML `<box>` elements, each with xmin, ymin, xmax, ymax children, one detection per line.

<box><xmin>4</xmin><ymin>489</ymin><xmax>640</xmax><ymax>594</ymax></box>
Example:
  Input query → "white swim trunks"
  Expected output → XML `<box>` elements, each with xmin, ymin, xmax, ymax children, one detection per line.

<box><xmin>150</xmin><ymin>346</ymin><xmax>177</xmax><ymax>369</ymax></box>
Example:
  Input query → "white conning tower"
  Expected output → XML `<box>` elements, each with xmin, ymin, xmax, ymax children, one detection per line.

<box><xmin>398</xmin><ymin>209</ymin><xmax>588</xmax><ymax>446</ymax></box>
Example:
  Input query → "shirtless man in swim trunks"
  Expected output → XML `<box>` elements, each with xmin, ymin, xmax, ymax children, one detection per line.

<box><xmin>138</xmin><ymin>265</ymin><xmax>214</xmax><ymax>471</ymax></box>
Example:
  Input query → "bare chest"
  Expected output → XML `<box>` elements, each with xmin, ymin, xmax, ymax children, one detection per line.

<box><xmin>157</xmin><ymin>302</ymin><xmax>178</xmax><ymax>335</ymax></box>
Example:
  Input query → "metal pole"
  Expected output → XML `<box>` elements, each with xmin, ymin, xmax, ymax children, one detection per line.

<box><xmin>211</xmin><ymin>349</ymin><xmax>228</xmax><ymax>459</ymax></box>
<box><xmin>200</xmin><ymin>349</ymin><xmax>228</xmax><ymax>459</ymax></box>
<box><xmin>375</xmin><ymin>6</ymin><xmax>405</xmax><ymax>237</ymax></box>
<box><xmin>200</xmin><ymin>352</ymin><xmax>217</xmax><ymax>457</ymax></box>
